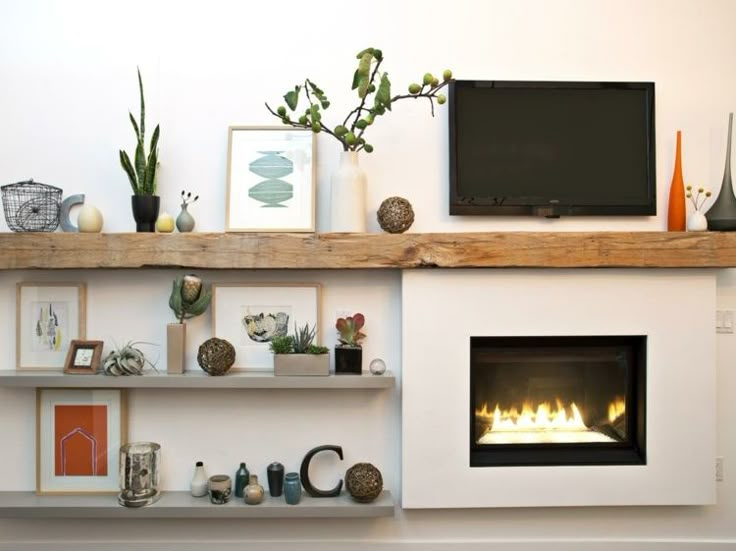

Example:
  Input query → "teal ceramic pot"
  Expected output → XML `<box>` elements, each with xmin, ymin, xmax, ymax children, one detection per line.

<box><xmin>284</xmin><ymin>472</ymin><xmax>301</xmax><ymax>505</ymax></box>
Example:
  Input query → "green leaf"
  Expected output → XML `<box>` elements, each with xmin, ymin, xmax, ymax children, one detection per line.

<box><xmin>351</xmin><ymin>69</ymin><xmax>361</xmax><ymax>91</ymax></box>
<box><xmin>284</xmin><ymin>85</ymin><xmax>301</xmax><ymax>111</ymax></box>
<box><xmin>376</xmin><ymin>73</ymin><xmax>391</xmax><ymax>111</ymax></box>
<box><xmin>137</xmin><ymin>67</ymin><xmax>145</xmax><ymax>143</ymax></box>
<box><xmin>128</xmin><ymin>112</ymin><xmax>140</xmax><ymax>140</ymax></box>
<box><xmin>357</xmin><ymin>52</ymin><xmax>373</xmax><ymax>98</ymax></box>
<box><xmin>134</xmin><ymin>139</ymin><xmax>146</xmax><ymax>190</ymax></box>
<box><xmin>355</xmin><ymin>47</ymin><xmax>375</xmax><ymax>59</ymax></box>
<box><xmin>310</xmin><ymin>104</ymin><xmax>320</xmax><ymax>121</ymax></box>
<box><xmin>119</xmin><ymin>150</ymin><xmax>139</xmax><ymax>193</ymax></box>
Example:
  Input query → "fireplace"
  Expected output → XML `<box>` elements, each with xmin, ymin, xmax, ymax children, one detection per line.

<box><xmin>470</xmin><ymin>336</ymin><xmax>646</xmax><ymax>467</ymax></box>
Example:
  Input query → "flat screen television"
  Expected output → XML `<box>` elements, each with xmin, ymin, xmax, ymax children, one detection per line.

<box><xmin>449</xmin><ymin>80</ymin><xmax>656</xmax><ymax>217</ymax></box>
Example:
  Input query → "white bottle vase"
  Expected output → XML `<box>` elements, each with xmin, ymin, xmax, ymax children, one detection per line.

<box><xmin>687</xmin><ymin>209</ymin><xmax>708</xmax><ymax>232</ymax></box>
<box><xmin>191</xmin><ymin>461</ymin><xmax>208</xmax><ymax>497</ymax></box>
<box><xmin>330</xmin><ymin>151</ymin><xmax>366</xmax><ymax>233</ymax></box>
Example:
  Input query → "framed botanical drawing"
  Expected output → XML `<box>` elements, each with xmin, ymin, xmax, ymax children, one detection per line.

<box><xmin>16</xmin><ymin>283</ymin><xmax>86</xmax><ymax>370</ymax></box>
<box><xmin>226</xmin><ymin>126</ymin><xmax>316</xmax><ymax>232</ymax></box>
<box><xmin>212</xmin><ymin>283</ymin><xmax>320</xmax><ymax>370</ymax></box>
<box><xmin>36</xmin><ymin>388</ymin><xmax>127</xmax><ymax>494</ymax></box>
<box><xmin>63</xmin><ymin>340</ymin><xmax>104</xmax><ymax>374</ymax></box>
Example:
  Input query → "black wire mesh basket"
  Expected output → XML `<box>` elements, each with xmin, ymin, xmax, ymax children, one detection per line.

<box><xmin>1</xmin><ymin>179</ymin><xmax>63</xmax><ymax>232</ymax></box>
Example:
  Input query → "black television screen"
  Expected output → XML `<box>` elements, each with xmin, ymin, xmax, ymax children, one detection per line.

<box><xmin>449</xmin><ymin>80</ymin><xmax>656</xmax><ymax>217</ymax></box>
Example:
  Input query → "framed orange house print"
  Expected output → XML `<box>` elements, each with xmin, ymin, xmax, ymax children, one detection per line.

<box><xmin>36</xmin><ymin>389</ymin><xmax>127</xmax><ymax>494</ymax></box>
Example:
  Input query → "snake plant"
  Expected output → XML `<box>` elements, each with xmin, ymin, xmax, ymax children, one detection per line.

<box><xmin>119</xmin><ymin>68</ymin><xmax>160</xmax><ymax>195</ymax></box>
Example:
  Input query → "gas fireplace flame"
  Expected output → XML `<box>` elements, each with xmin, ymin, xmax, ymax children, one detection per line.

<box><xmin>476</xmin><ymin>400</ymin><xmax>589</xmax><ymax>433</ymax></box>
<box><xmin>608</xmin><ymin>396</ymin><xmax>626</xmax><ymax>423</ymax></box>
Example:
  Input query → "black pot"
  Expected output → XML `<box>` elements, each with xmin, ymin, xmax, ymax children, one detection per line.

<box><xmin>267</xmin><ymin>462</ymin><xmax>285</xmax><ymax>497</ymax></box>
<box><xmin>335</xmin><ymin>346</ymin><xmax>362</xmax><ymax>375</ymax></box>
<box><xmin>131</xmin><ymin>195</ymin><xmax>160</xmax><ymax>232</ymax></box>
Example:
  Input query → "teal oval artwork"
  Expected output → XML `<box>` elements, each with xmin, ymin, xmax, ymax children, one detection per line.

<box><xmin>249</xmin><ymin>151</ymin><xmax>293</xmax><ymax>179</ymax></box>
<box><xmin>248</xmin><ymin>179</ymin><xmax>293</xmax><ymax>207</ymax></box>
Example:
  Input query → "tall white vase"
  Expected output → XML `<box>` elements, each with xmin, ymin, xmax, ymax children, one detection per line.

<box><xmin>330</xmin><ymin>151</ymin><xmax>367</xmax><ymax>233</ymax></box>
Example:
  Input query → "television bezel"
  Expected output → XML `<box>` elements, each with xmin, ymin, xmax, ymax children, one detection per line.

<box><xmin>448</xmin><ymin>80</ymin><xmax>657</xmax><ymax>217</ymax></box>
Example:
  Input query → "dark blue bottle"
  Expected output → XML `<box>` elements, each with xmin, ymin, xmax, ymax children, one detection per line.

<box><xmin>234</xmin><ymin>462</ymin><xmax>250</xmax><ymax>498</ymax></box>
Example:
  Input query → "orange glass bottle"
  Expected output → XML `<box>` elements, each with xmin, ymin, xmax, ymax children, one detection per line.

<box><xmin>667</xmin><ymin>130</ymin><xmax>686</xmax><ymax>231</ymax></box>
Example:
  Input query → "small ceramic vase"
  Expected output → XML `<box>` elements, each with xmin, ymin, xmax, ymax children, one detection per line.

<box><xmin>284</xmin><ymin>472</ymin><xmax>302</xmax><ymax>505</ymax></box>
<box><xmin>208</xmin><ymin>474</ymin><xmax>232</xmax><ymax>504</ymax></box>
<box><xmin>267</xmin><ymin>462</ymin><xmax>285</xmax><ymax>497</ymax></box>
<box><xmin>77</xmin><ymin>204</ymin><xmax>103</xmax><ymax>233</ymax></box>
<box><xmin>687</xmin><ymin>210</ymin><xmax>708</xmax><ymax>232</ymax></box>
<box><xmin>234</xmin><ymin>462</ymin><xmax>250</xmax><ymax>498</ymax></box>
<box><xmin>190</xmin><ymin>461</ymin><xmax>208</xmax><ymax>497</ymax></box>
<box><xmin>176</xmin><ymin>203</ymin><xmax>195</xmax><ymax>232</ymax></box>
<box><xmin>244</xmin><ymin>474</ymin><xmax>265</xmax><ymax>505</ymax></box>
<box><xmin>156</xmin><ymin>212</ymin><xmax>175</xmax><ymax>233</ymax></box>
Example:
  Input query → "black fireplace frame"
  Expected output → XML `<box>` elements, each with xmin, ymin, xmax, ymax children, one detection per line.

<box><xmin>469</xmin><ymin>335</ymin><xmax>647</xmax><ymax>467</ymax></box>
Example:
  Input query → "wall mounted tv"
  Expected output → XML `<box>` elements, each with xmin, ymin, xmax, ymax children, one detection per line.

<box><xmin>449</xmin><ymin>80</ymin><xmax>656</xmax><ymax>217</ymax></box>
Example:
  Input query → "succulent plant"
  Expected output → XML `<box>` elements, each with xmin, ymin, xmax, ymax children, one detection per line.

<box><xmin>103</xmin><ymin>341</ymin><xmax>157</xmax><ymax>376</ymax></box>
<box><xmin>119</xmin><ymin>67</ymin><xmax>160</xmax><ymax>196</ymax></box>
<box><xmin>336</xmin><ymin>313</ymin><xmax>366</xmax><ymax>348</ymax></box>
<box><xmin>269</xmin><ymin>322</ymin><xmax>327</xmax><ymax>355</ymax></box>
<box><xmin>266</xmin><ymin>47</ymin><xmax>451</xmax><ymax>154</ymax></box>
<box><xmin>169</xmin><ymin>274</ymin><xmax>211</xmax><ymax>324</ymax></box>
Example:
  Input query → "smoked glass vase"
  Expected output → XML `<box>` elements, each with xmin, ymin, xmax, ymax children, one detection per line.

<box><xmin>706</xmin><ymin>113</ymin><xmax>736</xmax><ymax>231</ymax></box>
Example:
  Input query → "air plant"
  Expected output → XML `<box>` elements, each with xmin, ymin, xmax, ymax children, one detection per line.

<box><xmin>119</xmin><ymin>67</ymin><xmax>160</xmax><ymax>196</ymax></box>
<box><xmin>103</xmin><ymin>341</ymin><xmax>157</xmax><ymax>376</ymax></box>
<box><xmin>336</xmin><ymin>313</ymin><xmax>366</xmax><ymax>348</ymax></box>
<box><xmin>169</xmin><ymin>274</ymin><xmax>211</xmax><ymax>324</ymax></box>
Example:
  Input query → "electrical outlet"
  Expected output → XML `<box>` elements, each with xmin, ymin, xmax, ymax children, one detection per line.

<box><xmin>716</xmin><ymin>310</ymin><xmax>734</xmax><ymax>333</ymax></box>
<box><xmin>716</xmin><ymin>456</ymin><xmax>724</xmax><ymax>482</ymax></box>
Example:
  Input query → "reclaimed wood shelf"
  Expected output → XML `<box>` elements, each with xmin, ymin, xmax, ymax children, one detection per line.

<box><xmin>2</xmin><ymin>231</ymin><xmax>736</xmax><ymax>270</ymax></box>
<box><xmin>0</xmin><ymin>490</ymin><xmax>394</xmax><ymax>519</ymax></box>
<box><xmin>0</xmin><ymin>370</ymin><xmax>395</xmax><ymax>389</ymax></box>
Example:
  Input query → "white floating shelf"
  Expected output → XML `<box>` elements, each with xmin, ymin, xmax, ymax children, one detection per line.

<box><xmin>0</xmin><ymin>491</ymin><xmax>394</xmax><ymax>518</ymax></box>
<box><xmin>0</xmin><ymin>370</ymin><xmax>395</xmax><ymax>389</ymax></box>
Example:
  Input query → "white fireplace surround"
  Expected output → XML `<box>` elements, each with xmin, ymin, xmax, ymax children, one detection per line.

<box><xmin>401</xmin><ymin>269</ymin><xmax>716</xmax><ymax>508</ymax></box>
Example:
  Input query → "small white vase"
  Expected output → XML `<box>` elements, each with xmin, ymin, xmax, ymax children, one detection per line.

<box><xmin>77</xmin><ymin>204</ymin><xmax>103</xmax><ymax>233</ymax></box>
<box><xmin>687</xmin><ymin>210</ymin><xmax>708</xmax><ymax>232</ymax></box>
<box><xmin>330</xmin><ymin>151</ymin><xmax>367</xmax><ymax>233</ymax></box>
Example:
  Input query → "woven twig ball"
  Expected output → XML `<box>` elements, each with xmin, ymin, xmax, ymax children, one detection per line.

<box><xmin>197</xmin><ymin>338</ymin><xmax>235</xmax><ymax>376</ymax></box>
<box><xmin>345</xmin><ymin>462</ymin><xmax>383</xmax><ymax>503</ymax></box>
<box><xmin>377</xmin><ymin>196</ymin><xmax>414</xmax><ymax>234</ymax></box>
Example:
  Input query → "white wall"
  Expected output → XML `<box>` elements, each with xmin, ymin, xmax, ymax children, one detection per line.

<box><xmin>1</xmin><ymin>0</ymin><xmax>736</xmax><ymax>548</ymax></box>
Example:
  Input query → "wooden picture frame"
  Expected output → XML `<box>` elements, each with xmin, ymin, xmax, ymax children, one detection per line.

<box><xmin>63</xmin><ymin>340</ymin><xmax>104</xmax><ymax>374</ymax></box>
<box><xmin>212</xmin><ymin>283</ymin><xmax>321</xmax><ymax>370</ymax></box>
<box><xmin>16</xmin><ymin>282</ymin><xmax>87</xmax><ymax>370</ymax></box>
<box><xmin>36</xmin><ymin>388</ymin><xmax>127</xmax><ymax>495</ymax></box>
<box><xmin>225</xmin><ymin>126</ymin><xmax>316</xmax><ymax>232</ymax></box>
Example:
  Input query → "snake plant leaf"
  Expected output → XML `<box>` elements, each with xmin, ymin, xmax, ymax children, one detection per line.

<box><xmin>128</xmin><ymin>112</ymin><xmax>140</xmax><ymax>140</ymax></box>
<box><xmin>376</xmin><ymin>73</ymin><xmax>391</xmax><ymax>111</ymax></box>
<box><xmin>119</xmin><ymin>150</ymin><xmax>139</xmax><ymax>192</ymax></box>
<box><xmin>144</xmin><ymin>141</ymin><xmax>158</xmax><ymax>195</ymax></box>
<box><xmin>357</xmin><ymin>52</ymin><xmax>373</xmax><ymax>98</ymax></box>
<box><xmin>284</xmin><ymin>85</ymin><xmax>301</xmax><ymax>111</ymax></box>
<box><xmin>137</xmin><ymin>67</ymin><xmax>145</xmax><ymax>142</ymax></box>
<box><xmin>134</xmin><ymin>139</ymin><xmax>146</xmax><ymax>191</ymax></box>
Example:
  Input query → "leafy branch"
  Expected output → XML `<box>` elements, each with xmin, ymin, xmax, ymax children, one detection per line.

<box><xmin>265</xmin><ymin>47</ymin><xmax>451</xmax><ymax>153</ymax></box>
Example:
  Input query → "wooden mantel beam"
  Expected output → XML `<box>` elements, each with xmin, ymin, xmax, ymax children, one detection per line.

<box><xmin>2</xmin><ymin>231</ymin><xmax>736</xmax><ymax>270</ymax></box>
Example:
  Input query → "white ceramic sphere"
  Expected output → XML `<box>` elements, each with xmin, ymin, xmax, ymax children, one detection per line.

<box><xmin>77</xmin><ymin>204</ymin><xmax>103</xmax><ymax>233</ymax></box>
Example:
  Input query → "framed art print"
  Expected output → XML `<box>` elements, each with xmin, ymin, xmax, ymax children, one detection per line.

<box><xmin>36</xmin><ymin>388</ymin><xmax>127</xmax><ymax>494</ymax></box>
<box><xmin>64</xmin><ymin>340</ymin><xmax>104</xmax><ymax>374</ymax></box>
<box><xmin>226</xmin><ymin>126</ymin><xmax>316</xmax><ymax>232</ymax></box>
<box><xmin>17</xmin><ymin>283</ymin><xmax>86</xmax><ymax>370</ymax></box>
<box><xmin>212</xmin><ymin>283</ymin><xmax>320</xmax><ymax>370</ymax></box>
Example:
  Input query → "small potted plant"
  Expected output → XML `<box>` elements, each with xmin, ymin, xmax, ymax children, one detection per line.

<box><xmin>168</xmin><ymin>274</ymin><xmax>211</xmax><ymax>374</ymax></box>
<box><xmin>335</xmin><ymin>313</ymin><xmax>365</xmax><ymax>375</ymax></box>
<box><xmin>120</xmin><ymin>67</ymin><xmax>161</xmax><ymax>232</ymax></box>
<box><xmin>270</xmin><ymin>322</ymin><xmax>329</xmax><ymax>376</ymax></box>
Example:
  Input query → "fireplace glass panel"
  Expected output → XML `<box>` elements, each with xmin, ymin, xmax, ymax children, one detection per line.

<box><xmin>470</xmin><ymin>336</ymin><xmax>646</xmax><ymax>466</ymax></box>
